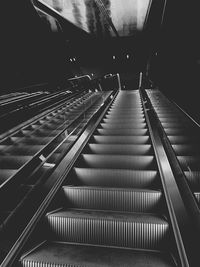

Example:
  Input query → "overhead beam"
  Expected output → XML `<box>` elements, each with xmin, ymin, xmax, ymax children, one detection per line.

<box><xmin>94</xmin><ymin>0</ymin><xmax>119</xmax><ymax>37</ymax></box>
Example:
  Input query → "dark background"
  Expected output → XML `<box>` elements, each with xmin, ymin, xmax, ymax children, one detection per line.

<box><xmin>1</xmin><ymin>0</ymin><xmax>200</xmax><ymax>121</ymax></box>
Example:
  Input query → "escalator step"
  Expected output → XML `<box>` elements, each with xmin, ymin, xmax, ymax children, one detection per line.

<box><xmin>194</xmin><ymin>193</ymin><xmax>200</xmax><ymax>204</ymax></box>
<box><xmin>11</xmin><ymin>137</ymin><xmax>53</xmax><ymax>145</ymax></box>
<box><xmin>164</xmin><ymin>128</ymin><xmax>188</xmax><ymax>135</ymax></box>
<box><xmin>0</xmin><ymin>145</ymin><xmax>44</xmax><ymax>155</ymax></box>
<box><xmin>79</xmin><ymin>154</ymin><xmax>156</xmax><ymax>170</ymax></box>
<box><xmin>158</xmin><ymin>118</ymin><xmax>186</xmax><ymax>123</ymax></box>
<box><xmin>155</xmin><ymin>114</ymin><xmax>181</xmax><ymax>118</ymax></box>
<box><xmin>184</xmin><ymin>171</ymin><xmax>200</xmax><ymax>190</ymax></box>
<box><xmin>46</xmin><ymin>209</ymin><xmax>169</xmax><ymax>249</ymax></box>
<box><xmin>96</xmin><ymin>128</ymin><xmax>148</xmax><ymax>136</ymax></box>
<box><xmin>100</xmin><ymin>123</ymin><xmax>146</xmax><ymax>129</ymax></box>
<box><xmin>168</xmin><ymin>136</ymin><xmax>197</xmax><ymax>144</ymax></box>
<box><xmin>105</xmin><ymin>114</ymin><xmax>144</xmax><ymax>119</ymax></box>
<box><xmin>21</xmin><ymin>129</ymin><xmax>61</xmax><ymax>137</ymax></box>
<box><xmin>62</xmin><ymin>186</ymin><xmax>163</xmax><ymax>213</ymax></box>
<box><xmin>103</xmin><ymin>118</ymin><xmax>146</xmax><ymax>123</ymax></box>
<box><xmin>154</xmin><ymin>111</ymin><xmax>180</xmax><ymax>116</ymax></box>
<box><xmin>20</xmin><ymin>241</ymin><xmax>176</xmax><ymax>267</ymax></box>
<box><xmin>72</xmin><ymin>168</ymin><xmax>160</xmax><ymax>188</ymax></box>
<box><xmin>103</xmin><ymin>118</ymin><xmax>144</xmax><ymax>123</ymax></box>
<box><xmin>0</xmin><ymin>169</ymin><xmax>17</xmax><ymax>183</ymax></box>
<box><xmin>92</xmin><ymin>135</ymin><xmax>150</xmax><ymax>144</ymax></box>
<box><xmin>108</xmin><ymin>109</ymin><xmax>142</xmax><ymax>112</ymax></box>
<box><xmin>172</xmin><ymin>145</ymin><xmax>200</xmax><ymax>155</ymax></box>
<box><xmin>161</xmin><ymin>123</ymin><xmax>189</xmax><ymax>129</ymax></box>
<box><xmin>178</xmin><ymin>156</ymin><xmax>200</xmax><ymax>170</ymax></box>
<box><xmin>0</xmin><ymin>155</ymin><xmax>32</xmax><ymax>169</ymax></box>
<box><xmin>86</xmin><ymin>144</ymin><xmax>153</xmax><ymax>155</ymax></box>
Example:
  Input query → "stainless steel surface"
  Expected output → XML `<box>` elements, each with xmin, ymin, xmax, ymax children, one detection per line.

<box><xmin>37</xmin><ymin>0</ymin><xmax>151</xmax><ymax>36</ymax></box>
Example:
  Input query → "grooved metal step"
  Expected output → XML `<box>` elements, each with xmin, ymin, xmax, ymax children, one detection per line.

<box><xmin>184</xmin><ymin>171</ymin><xmax>200</xmax><ymax>190</ymax></box>
<box><xmin>105</xmin><ymin>114</ymin><xmax>144</xmax><ymax>119</ymax></box>
<box><xmin>72</xmin><ymin>168</ymin><xmax>160</xmax><ymax>188</ymax></box>
<box><xmin>158</xmin><ymin>117</ymin><xmax>187</xmax><ymax>123</ymax></box>
<box><xmin>0</xmin><ymin>155</ymin><xmax>32</xmax><ymax>169</ymax></box>
<box><xmin>0</xmin><ymin>145</ymin><xmax>44</xmax><ymax>155</ymax></box>
<box><xmin>178</xmin><ymin>156</ymin><xmax>200</xmax><ymax>170</ymax></box>
<box><xmin>172</xmin><ymin>144</ymin><xmax>200</xmax><ymax>155</ymax></box>
<box><xmin>10</xmin><ymin>136</ymin><xmax>53</xmax><ymax>145</ymax></box>
<box><xmin>164</xmin><ymin>128</ymin><xmax>188</xmax><ymax>135</ymax></box>
<box><xmin>96</xmin><ymin>128</ymin><xmax>148</xmax><ymax>136</ymax></box>
<box><xmin>161</xmin><ymin>123</ymin><xmax>188</xmax><ymax>129</ymax></box>
<box><xmin>46</xmin><ymin>209</ymin><xmax>169</xmax><ymax>250</ymax></box>
<box><xmin>168</xmin><ymin>136</ymin><xmax>198</xmax><ymax>144</ymax></box>
<box><xmin>62</xmin><ymin>186</ymin><xmax>163</xmax><ymax>213</ymax></box>
<box><xmin>194</xmin><ymin>193</ymin><xmax>200</xmax><ymax>204</ymax></box>
<box><xmin>20</xmin><ymin>241</ymin><xmax>176</xmax><ymax>267</ymax></box>
<box><xmin>103</xmin><ymin>118</ymin><xmax>146</xmax><ymax>123</ymax></box>
<box><xmin>107</xmin><ymin>109</ymin><xmax>143</xmax><ymax>113</ymax></box>
<box><xmin>92</xmin><ymin>135</ymin><xmax>150</xmax><ymax>144</ymax></box>
<box><xmin>86</xmin><ymin>144</ymin><xmax>153</xmax><ymax>155</ymax></box>
<box><xmin>0</xmin><ymin>169</ymin><xmax>17</xmax><ymax>183</ymax></box>
<box><xmin>100</xmin><ymin>122</ymin><xmax>147</xmax><ymax>129</ymax></box>
<box><xmin>78</xmin><ymin>154</ymin><xmax>156</xmax><ymax>170</ymax></box>
<box><xmin>103</xmin><ymin>118</ymin><xmax>145</xmax><ymax>123</ymax></box>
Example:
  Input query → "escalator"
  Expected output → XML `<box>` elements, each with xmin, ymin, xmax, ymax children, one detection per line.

<box><xmin>0</xmin><ymin>91</ymin><xmax>113</xmax><ymax>262</ymax></box>
<box><xmin>146</xmin><ymin>89</ymin><xmax>200</xmax><ymax>224</ymax></box>
<box><xmin>147</xmin><ymin>90</ymin><xmax>200</xmax><ymax>230</ymax></box>
<box><xmin>17</xmin><ymin>91</ymin><xmax>181</xmax><ymax>267</ymax></box>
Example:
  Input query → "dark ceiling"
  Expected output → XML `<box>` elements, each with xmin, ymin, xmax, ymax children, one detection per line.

<box><xmin>1</xmin><ymin>0</ymin><xmax>200</xmax><ymax>107</ymax></box>
<box><xmin>32</xmin><ymin>0</ymin><xmax>164</xmax><ymax>79</ymax></box>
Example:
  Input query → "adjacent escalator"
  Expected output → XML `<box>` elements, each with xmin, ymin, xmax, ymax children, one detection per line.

<box><xmin>146</xmin><ymin>89</ymin><xmax>200</xmax><ymax>208</ymax></box>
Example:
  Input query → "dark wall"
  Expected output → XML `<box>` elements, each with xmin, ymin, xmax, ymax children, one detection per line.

<box><xmin>4</xmin><ymin>0</ymin><xmax>199</xmax><ymax>115</ymax></box>
<box><xmin>72</xmin><ymin>36</ymin><xmax>145</xmax><ymax>77</ymax></box>
<box><xmin>149</xmin><ymin>1</ymin><xmax>200</xmax><ymax>121</ymax></box>
<box><xmin>0</xmin><ymin>1</ymin><xmax>150</xmax><ymax>94</ymax></box>
<box><xmin>1</xmin><ymin>0</ymin><xmax>70</xmax><ymax>93</ymax></box>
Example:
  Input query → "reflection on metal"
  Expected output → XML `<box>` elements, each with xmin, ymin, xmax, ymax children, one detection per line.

<box><xmin>35</xmin><ymin>6</ymin><xmax>63</xmax><ymax>33</ymax></box>
<box><xmin>110</xmin><ymin>0</ymin><xmax>150</xmax><ymax>36</ymax></box>
<box><xmin>139</xmin><ymin>72</ymin><xmax>143</xmax><ymax>89</ymax></box>
<box><xmin>44</xmin><ymin>162</ymin><xmax>56</xmax><ymax>167</ymax></box>
<box><xmin>37</xmin><ymin>0</ymin><xmax>151</xmax><ymax>37</ymax></box>
<box><xmin>94</xmin><ymin>0</ymin><xmax>119</xmax><ymax>37</ymax></box>
<box><xmin>160</xmin><ymin>0</ymin><xmax>167</xmax><ymax>28</ymax></box>
<box><xmin>117</xmin><ymin>73</ymin><xmax>121</xmax><ymax>90</ymax></box>
<box><xmin>68</xmin><ymin>75</ymin><xmax>92</xmax><ymax>81</ymax></box>
<box><xmin>39</xmin><ymin>154</ymin><xmax>46</xmax><ymax>161</ymax></box>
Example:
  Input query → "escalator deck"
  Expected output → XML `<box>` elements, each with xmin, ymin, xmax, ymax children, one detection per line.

<box><xmin>20</xmin><ymin>91</ymin><xmax>177</xmax><ymax>267</ymax></box>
